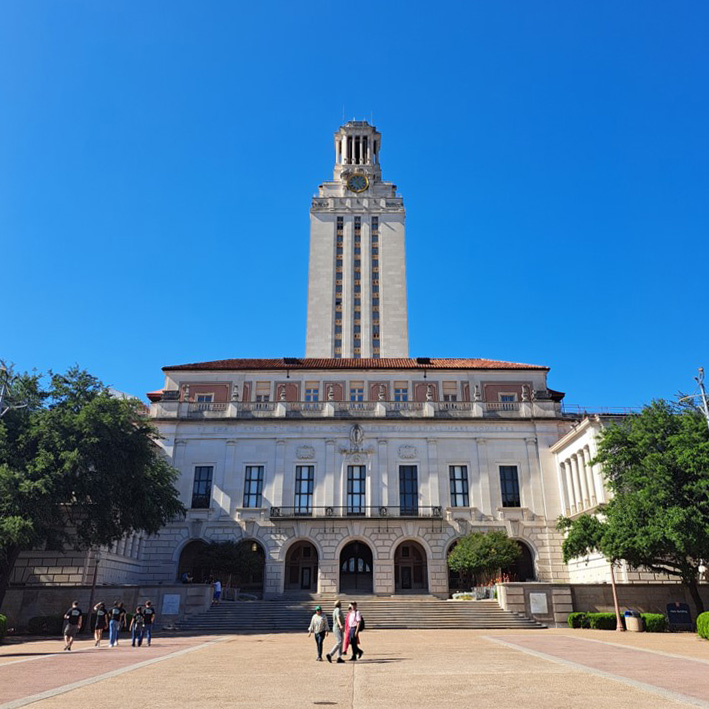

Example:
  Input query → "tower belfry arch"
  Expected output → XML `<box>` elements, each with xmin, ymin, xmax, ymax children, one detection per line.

<box><xmin>306</xmin><ymin>121</ymin><xmax>408</xmax><ymax>360</ymax></box>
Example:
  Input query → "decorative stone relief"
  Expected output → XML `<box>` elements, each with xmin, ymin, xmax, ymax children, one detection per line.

<box><xmin>398</xmin><ymin>445</ymin><xmax>417</xmax><ymax>459</ymax></box>
<box><xmin>296</xmin><ymin>445</ymin><xmax>315</xmax><ymax>460</ymax></box>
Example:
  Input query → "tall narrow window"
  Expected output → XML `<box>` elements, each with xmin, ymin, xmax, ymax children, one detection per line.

<box><xmin>399</xmin><ymin>465</ymin><xmax>418</xmax><ymax>516</ymax></box>
<box><xmin>294</xmin><ymin>466</ymin><xmax>314</xmax><ymax>515</ymax></box>
<box><xmin>243</xmin><ymin>466</ymin><xmax>264</xmax><ymax>508</ymax></box>
<box><xmin>191</xmin><ymin>466</ymin><xmax>213</xmax><ymax>509</ymax></box>
<box><xmin>347</xmin><ymin>465</ymin><xmax>366</xmax><ymax>515</ymax></box>
<box><xmin>500</xmin><ymin>465</ymin><xmax>521</xmax><ymax>507</ymax></box>
<box><xmin>449</xmin><ymin>465</ymin><xmax>469</xmax><ymax>507</ymax></box>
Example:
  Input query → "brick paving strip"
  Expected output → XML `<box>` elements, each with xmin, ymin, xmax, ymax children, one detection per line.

<box><xmin>0</xmin><ymin>636</ymin><xmax>225</xmax><ymax>709</ymax></box>
<box><xmin>487</xmin><ymin>635</ymin><xmax>709</xmax><ymax>708</ymax></box>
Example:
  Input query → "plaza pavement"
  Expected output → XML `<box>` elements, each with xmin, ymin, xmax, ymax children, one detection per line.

<box><xmin>1</xmin><ymin>628</ymin><xmax>709</xmax><ymax>709</ymax></box>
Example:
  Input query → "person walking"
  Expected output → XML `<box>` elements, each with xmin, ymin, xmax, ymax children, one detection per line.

<box><xmin>62</xmin><ymin>600</ymin><xmax>83</xmax><ymax>651</ymax></box>
<box><xmin>307</xmin><ymin>605</ymin><xmax>330</xmax><ymax>661</ymax></box>
<box><xmin>343</xmin><ymin>602</ymin><xmax>363</xmax><ymax>661</ymax></box>
<box><xmin>212</xmin><ymin>578</ymin><xmax>222</xmax><ymax>605</ymax></box>
<box><xmin>93</xmin><ymin>602</ymin><xmax>108</xmax><ymax>647</ymax></box>
<box><xmin>108</xmin><ymin>601</ymin><xmax>125</xmax><ymax>648</ymax></box>
<box><xmin>142</xmin><ymin>600</ymin><xmax>156</xmax><ymax>646</ymax></box>
<box><xmin>130</xmin><ymin>606</ymin><xmax>145</xmax><ymax>647</ymax></box>
<box><xmin>326</xmin><ymin>600</ymin><xmax>346</xmax><ymax>664</ymax></box>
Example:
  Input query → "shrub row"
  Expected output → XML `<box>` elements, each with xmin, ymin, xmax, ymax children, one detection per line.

<box><xmin>567</xmin><ymin>612</ymin><xmax>668</xmax><ymax>632</ymax></box>
<box><xmin>698</xmin><ymin>612</ymin><xmax>709</xmax><ymax>640</ymax></box>
<box><xmin>0</xmin><ymin>613</ymin><xmax>7</xmax><ymax>640</ymax></box>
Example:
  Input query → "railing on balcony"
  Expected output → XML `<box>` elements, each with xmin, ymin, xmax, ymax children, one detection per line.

<box><xmin>186</xmin><ymin>402</ymin><xmax>229</xmax><ymax>417</ymax></box>
<box><xmin>269</xmin><ymin>505</ymin><xmax>443</xmax><ymax>519</ymax></box>
<box><xmin>156</xmin><ymin>399</ymin><xmax>561</xmax><ymax>420</ymax></box>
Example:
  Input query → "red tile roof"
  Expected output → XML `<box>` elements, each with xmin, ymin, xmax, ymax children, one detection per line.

<box><xmin>163</xmin><ymin>357</ymin><xmax>549</xmax><ymax>372</ymax></box>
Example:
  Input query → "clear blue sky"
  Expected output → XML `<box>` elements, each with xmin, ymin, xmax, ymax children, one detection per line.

<box><xmin>2</xmin><ymin>1</ymin><xmax>708</xmax><ymax>409</ymax></box>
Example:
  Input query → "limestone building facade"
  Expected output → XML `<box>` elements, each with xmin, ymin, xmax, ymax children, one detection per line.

<box><xmin>10</xmin><ymin>121</ymin><xmax>642</xmax><ymax>599</ymax></box>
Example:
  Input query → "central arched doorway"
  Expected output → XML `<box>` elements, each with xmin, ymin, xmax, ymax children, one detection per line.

<box><xmin>394</xmin><ymin>540</ymin><xmax>428</xmax><ymax>593</ymax></box>
<box><xmin>235</xmin><ymin>539</ymin><xmax>266</xmax><ymax>597</ymax></box>
<box><xmin>339</xmin><ymin>541</ymin><xmax>373</xmax><ymax>593</ymax></box>
<box><xmin>285</xmin><ymin>540</ymin><xmax>318</xmax><ymax>592</ymax></box>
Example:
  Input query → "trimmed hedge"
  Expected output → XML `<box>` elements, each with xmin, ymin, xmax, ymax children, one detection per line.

<box><xmin>641</xmin><ymin>613</ymin><xmax>667</xmax><ymax>633</ymax></box>
<box><xmin>567</xmin><ymin>612</ymin><xmax>589</xmax><ymax>629</ymax></box>
<box><xmin>0</xmin><ymin>613</ymin><xmax>7</xmax><ymax>640</ymax></box>
<box><xmin>587</xmin><ymin>612</ymin><xmax>619</xmax><ymax>630</ymax></box>
<box><xmin>698</xmin><ymin>612</ymin><xmax>709</xmax><ymax>640</ymax></box>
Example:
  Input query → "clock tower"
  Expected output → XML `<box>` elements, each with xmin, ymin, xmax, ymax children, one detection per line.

<box><xmin>306</xmin><ymin>121</ymin><xmax>409</xmax><ymax>359</ymax></box>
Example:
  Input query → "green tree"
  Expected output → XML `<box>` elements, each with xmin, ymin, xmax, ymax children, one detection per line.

<box><xmin>560</xmin><ymin>400</ymin><xmax>709</xmax><ymax>616</ymax></box>
<box><xmin>447</xmin><ymin>530</ymin><xmax>521</xmax><ymax>588</ymax></box>
<box><xmin>0</xmin><ymin>366</ymin><xmax>186</xmax><ymax>608</ymax></box>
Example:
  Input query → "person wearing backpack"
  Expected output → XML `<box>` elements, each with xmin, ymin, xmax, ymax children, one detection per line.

<box><xmin>343</xmin><ymin>602</ymin><xmax>364</xmax><ymax>661</ymax></box>
<box><xmin>130</xmin><ymin>606</ymin><xmax>146</xmax><ymax>647</ymax></box>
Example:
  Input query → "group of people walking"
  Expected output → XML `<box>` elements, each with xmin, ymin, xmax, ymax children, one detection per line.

<box><xmin>62</xmin><ymin>599</ymin><xmax>156</xmax><ymax>650</ymax></box>
<box><xmin>307</xmin><ymin>600</ymin><xmax>364</xmax><ymax>663</ymax></box>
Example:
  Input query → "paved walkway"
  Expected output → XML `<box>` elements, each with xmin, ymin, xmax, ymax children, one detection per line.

<box><xmin>0</xmin><ymin>629</ymin><xmax>708</xmax><ymax>708</ymax></box>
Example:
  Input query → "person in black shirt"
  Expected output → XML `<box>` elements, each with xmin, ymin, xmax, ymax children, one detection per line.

<box><xmin>142</xmin><ymin>600</ymin><xmax>156</xmax><ymax>646</ymax></box>
<box><xmin>63</xmin><ymin>601</ymin><xmax>83</xmax><ymax>651</ymax></box>
<box><xmin>130</xmin><ymin>606</ymin><xmax>145</xmax><ymax>647</ymax></box>
<box><xmin>93</xmin><ymin>602</ymin><xmax>108</xmax><ymax>647</ymax></box>
<box><xmin>108</xmin><ymin>601</ymin><xmax>126</xmax><ymax>648</ymax></box>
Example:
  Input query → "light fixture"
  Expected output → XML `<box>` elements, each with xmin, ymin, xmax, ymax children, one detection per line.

<box><xmin>251</xmin><ymin>542</ymin><xmax>258</xmax><ymax>553</ymax></box>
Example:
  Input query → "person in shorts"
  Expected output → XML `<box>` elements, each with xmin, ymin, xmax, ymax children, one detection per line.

<box><xmin>142</xmin><ymin>600</ymin><xmax>156</xmax><ymax>646</ymax></box>
<box><xmin>93</xmin><ymin>602</ymin><xmax>108</xmax><ymax>647</ymax></box>
<box><xmin>63</xmin><ymin>601</ymin><xmax>83</xmax><ymax>651</ymax></box>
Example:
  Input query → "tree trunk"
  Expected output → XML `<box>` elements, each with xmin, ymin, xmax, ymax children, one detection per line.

<box><xmin>609</xmin><ymin>562</ymin><xmax>625</xmax><ymax>632</ymax></box>
<box><xmin>0</xmin><ymin>544</ymin><xmax>22</xmax><ymax>610</ymax></box>
<box><xmin>686</xmin><ymin>578</ymin><xmax>705</xmax><ymax>618</ymax></box>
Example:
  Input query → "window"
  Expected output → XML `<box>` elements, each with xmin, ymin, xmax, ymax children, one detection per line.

<box><xmin>294</xmin><ymin>466</ymin><xmax>314</xmax><ymax>515</ymax></box>
<box><xmin>499</xmin><ymin>393</ymin><xmax>517</xmax><ymax>410</ymax></box>
<box><xmin>305</xmin><ymin>387</ymin><xmax>319</xmax><ymax>402</ymax></box>
<box><xmin>350</xmin><ymin>383</ymin><xmax>364</xmax><ymax>401</ymax></box>
<box><xmin>347</xmin><ymin>465</ymin><xmax>366</xmax><ymax>515</ymax></box>
<box><xmin>372</xmin><ymin>298</ymin><xmax>379</xmax><ymax>307</ymax></box>
<box><xmin>449</xmin><ymin>465</ymin><xmax>469</xmax><ymax>507</ymax></box>
<box><xmin>335</xmin><ymin>325</ymin><xmax>342</xmax><ymax>334</ymax></box>
<box><xmin>255</xmin><ymin>382</ymin><xmax>271</xmax><ymax>403</ymax></box>
<box><xmin>399</xmin><ymin>465</ymin><xmax>418</xmax><ymax>515</ymax></box>
<box><xmin>195</xmin><ymin>393</ymin><xmax>213</xmax><ymax>403</ymax></box>
<box><xmin>500</xmin><ymin>465</ymin><xmax>521</xmax><ymax>507</ymax></box>
<box><xmin>353</xmin><ymin>325</ymin><xmax>361</xmax><ymax>333</ymax></box>
<box><xmin>191</xmin><ymin>466</ymin><xmax>213</xmax><ymax>508</ymax></box>
<box><xmin>394</xmin><ymin>387</ymin><xmax>409</xmax><ymax>402</ymax></box>
<box><xmin>243</xmin><ymin>466</ymin><xmax>264</xmax><ymax>508</ymax></box>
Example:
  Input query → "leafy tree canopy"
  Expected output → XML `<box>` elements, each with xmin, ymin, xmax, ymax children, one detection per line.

<box><xmin>447</xmin><ymin>530</ymin><xmax>521</xmax><ymax>588</ymax></box>
<box><xmin>0</xmin><ymin>365</ymin><xmax>185</xmax><ymax>607</ymax></box>
<box><xmin>558</xmin><ymin>400</ymin><xmax>709</xmax><ymax>615</ymax></box>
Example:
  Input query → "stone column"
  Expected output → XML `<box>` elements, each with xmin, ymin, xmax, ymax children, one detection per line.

<box><xmin>559</xmin><ymin>462</ymin><xmax>572</xmax><ymax>515</ymax></box>
<box><xmin>426</xmin><ymin>438</ymin><xmax>440</xmax><ymax>507</ymax></box>
<box><xmin>575</xmin><ymin>453</ymin><xmax>590</xmax><ymax>509</ymax></box>
<box><xmin>378</xmin><ymin>440</ymin><xmax>389</xmax><ymax>508</ymax></box>
<box><xmin>324</xmin><ymin>440</ymin><xmax>336</xmax><ymax>508</ymax></box>
<box><xmin>525</xmin><ymin>437</ymin><xmax>543</xmax><ymax>515</ymax></box>
<box><xmin>174</xmin><ymin>439</ymin><xmax>191</xmax><ymax>506</ymax></box>
<box><xmin>273</xmin><ymin>440</ymin><xmax>286</xmax><ymax>508</ymax></box>
<box><xmin>582</xmin><ymin>446</ymin><xmax>597</xmax><ymax>506</ymax></box>
<box><xmin>568</xmin><ymin>457</ymin><xmax>582</xmax><ymax>514</ymax></box>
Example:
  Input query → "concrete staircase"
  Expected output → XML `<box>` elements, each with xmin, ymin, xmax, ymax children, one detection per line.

<box><xmin>178</xmin><ymin>596</ymin><xmax>545</xmax><ymax>633</ymax></box>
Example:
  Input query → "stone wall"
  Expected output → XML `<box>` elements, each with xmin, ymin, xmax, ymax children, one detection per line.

<box><xmin>497</xmin><ymin>582</ymin><xmax>573</xmax><ymax>627</ymax></box>
<box><xmin>2</xmin><ymin>584</ymin><xmax>212</xmax><ymax>631</ymax></box>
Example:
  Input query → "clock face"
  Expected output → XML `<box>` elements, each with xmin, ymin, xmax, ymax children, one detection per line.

<box><xmin>346</xmin><ymin>174</ymin><xmax>369</xmax><ymax>193</ymax></box>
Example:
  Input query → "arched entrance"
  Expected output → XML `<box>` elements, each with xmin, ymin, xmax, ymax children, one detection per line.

<box><xmin>339</xmin><ymin>541</ymin><xmax>373</xmax><ymax>593</ymax></box>
<box><xmin>235</xmin><ymin>539</ymin><xmax>266</xmax><ymax>596</ymax></box>
<box><xmin>285</xmin><ymin>540</ymin><xmax>318</xmax><ymax>592</ymax></box>
<box><xmin>177</xmin><ymin>540</ymin><xmax>209</xmax><ymax>583</ymax></box>
<box><xmin>394</xmin><ymin>540</ymin><xmax>428</xmax><ymax>593</ymax></box>
<box><xmin>447</xmin><ymin>540</ymin><xmax>465</xmax><ymax>595</ymax></box>
<box><xmin>504</xmin><ymin>540</ymin><xmax>536</xmax><ymax>582</ymax></box>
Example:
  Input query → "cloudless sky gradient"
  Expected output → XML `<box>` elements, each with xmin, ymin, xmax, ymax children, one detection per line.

<box><xmin>2</xmin><ymin>1</ymin><xmax>708</xmax><ymax>409</ymax></box>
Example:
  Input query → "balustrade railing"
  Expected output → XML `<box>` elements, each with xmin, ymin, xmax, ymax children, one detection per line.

<box><xmin>269</xmin><ymin>505</ymin><xmax>443</xmax><ymax>519</ymax></box>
